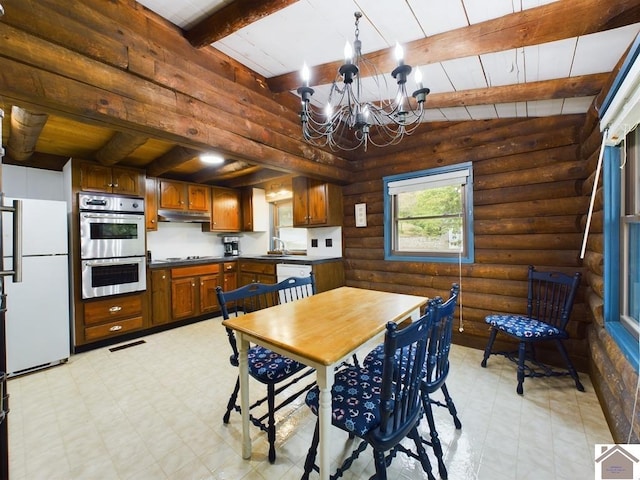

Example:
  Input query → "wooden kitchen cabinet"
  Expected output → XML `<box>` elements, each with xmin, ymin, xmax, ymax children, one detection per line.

<box><xmin>222</xmin><ymin>261</ymin><xmax>237</xmax><ymax>292</ymax></box>
<box><xmin>170</xmin><ymin>263</ymin><xmax>221</xmax><ymax>320</ymax></box>
<box><xmin>145</xmin><ymin>177</ymin><xmax>158</xmax><ymax>231</ymax></box>
<box><xmin>159</xmin><ymin>179</ymin><xmax>211</xmax><ymax>212</ymax></box>
<box><xmin>82</xmin><ymin>293</ymin><xmax>145</xmax><ymax>342</ymax></box>
<box><xmin>79</xmin><ymin>162</ymin><xmax>145</xmax><ymax>196</ymax></box>
<box><xmin>241</xmin><ymin>187</ymin><xmax>268</xmax><ymax>232</ymax></box>
<box><xmin>204</xmin><ymin>187</ymin><xmax>241</xmax><ymax>232</ymax></box>
<box><xmin>238</xmin><ymin>260</ymin><xmax>276</xmax><ymax>286</ymax></box>
<box><xmin>292</xmin><ymin>176</ymin><xmax>343</xmax><ymax>227</ymax></box>
<box><xmin>150</xmin><ymin>268</ymin><xmax>171</xmax><ymax>325</ymax></box>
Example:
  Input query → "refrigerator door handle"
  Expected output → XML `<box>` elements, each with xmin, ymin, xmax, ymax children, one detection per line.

<box><xmin>0</xmin><ymin>199</ymin><xmax>22</xmax><ymax>283</ymax></box>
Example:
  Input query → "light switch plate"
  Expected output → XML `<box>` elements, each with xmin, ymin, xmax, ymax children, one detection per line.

<box><xmin>355</xmin><ymin>203</ymin><xmax>367</xmax><ymax>227</ymax></box>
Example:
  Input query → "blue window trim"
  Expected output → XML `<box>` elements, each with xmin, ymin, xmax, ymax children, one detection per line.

<box><xmin>383</xmin><ymin>162</ymin><xmax>474</xmax><ymax>263</ymax></box>
<box><xmin>603</xmin><ymin>145</ymin><xmax>639</xmax><ymax>371</ymax></box>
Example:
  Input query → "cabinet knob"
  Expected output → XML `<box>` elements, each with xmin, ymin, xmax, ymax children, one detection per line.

<box><xmin>109</xmin><ymin>305</ymin><xmax>122</xmax><ymax>313</ymax></box>
<box><xmin>109</xmin><ymin>325</ymin><xmax>123</xmax><ymax>332</ymax></box>
<box><xmin>151</xmin><ymin>219</ymin><xmax>156</xmax><ymax>224</ymax></box>
<box><xmin>162</xmin><ymin>275</ymin><xmax>166</xmax><ymax>279</ymax></box>
<box><xmin>113</xmin><ymin>183</ymin><xmax>119</xmax><ymax>188</ymax></box>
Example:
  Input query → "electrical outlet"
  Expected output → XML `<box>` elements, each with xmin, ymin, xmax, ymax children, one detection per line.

<box><xmin>325</xmin><ymin>238</ymin><xmax>333</xmax><ymax>247</ymax></box>
<box><xmin>311</xmin><ymin>239</ymin><xmax>318</xmax><ymax>248</ymax></box>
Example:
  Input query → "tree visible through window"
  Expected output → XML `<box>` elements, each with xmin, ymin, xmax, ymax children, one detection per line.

<box><xmin>384</xmin><ymin>163</ymin><xmax>473</xmax><ymax>262</ymax></box>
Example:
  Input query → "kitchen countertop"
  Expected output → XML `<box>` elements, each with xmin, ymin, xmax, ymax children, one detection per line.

<box><xmin>149</xmin><ymin>254</ymin><xmax>343</xmax><ymax>268</ymax></box>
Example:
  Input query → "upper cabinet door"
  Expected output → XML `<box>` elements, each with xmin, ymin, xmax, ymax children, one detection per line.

<box><xmin>209</xmin><ymin>187</ymin><xmax>240</xmax><ymax>232</ymax></box>
<box><xmin>112</xmin><ymin>167</ymin><xmax>144</xmax><ymax>196</ymax></box>
<box><xmin>79</xmin><ymin>163</ymin><xmax>113</xmax><ymax>193</ymax></box>
<box><xmin>292</xmin><ymin>176</ymin><xmax>310</xmax><ymax>226</ymax></box>
<box><xmin>307</xmin><ymin>178</ymin><xmax>328</xmax><ymax>225</ymax></box>
<box><xmin>159</xmin><ymin>180</ymin><xmax>186</xmax><ymax>210</ymax></box>
<box><xmin>187</xmin><ymin>184</ymin><xmax>211</xmax><ymax>211</ymax></box>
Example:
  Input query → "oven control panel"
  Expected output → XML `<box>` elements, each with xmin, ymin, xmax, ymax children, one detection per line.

<box><xmin>79</xmin><ymin>193</ymin><xmax>144</xmax><ymax>214</ymax></box>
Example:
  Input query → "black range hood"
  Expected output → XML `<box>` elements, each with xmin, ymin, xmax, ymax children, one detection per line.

<box><xmin>157</xmin><ymin>209</ymin><xmax>211</xmax><ymax>223</ymax></box>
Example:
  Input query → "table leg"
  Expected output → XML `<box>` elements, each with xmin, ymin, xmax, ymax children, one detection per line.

<box><xmin>238</xmin><ymin>333</ymin><xmax>251</xmax><ymax>459</ymax></box>
<box><xmin>316</xmin><ymin>365</ymin><xmax>334</xmax><ymax>480</ymax></box>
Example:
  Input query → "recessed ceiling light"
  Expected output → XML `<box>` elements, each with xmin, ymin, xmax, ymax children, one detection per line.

<box><xmin>200</xmin><ymin>153</ymin><xmax>224</xmax><ymax>165</ymax></box>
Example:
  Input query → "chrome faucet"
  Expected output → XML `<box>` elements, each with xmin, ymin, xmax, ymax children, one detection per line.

<box><xmin>272</xmin><ymin>236</ymin><xmax>288</xmax><ymax>254</ymax></box>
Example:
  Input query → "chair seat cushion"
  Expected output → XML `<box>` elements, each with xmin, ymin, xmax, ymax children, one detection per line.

<box><xmin>484</xmin><ymin>314</ymin><xmax>563</xmax><ymax>338</ymax></box>
<box><xmin>248</xmin><ymin>345</ymin><xmax>306</xmax><ymax>382</ymax></box>
<box><xmin>305</xmin><ymin>366</ymin><xmax>382</xmax><ymax>436</ymax></box>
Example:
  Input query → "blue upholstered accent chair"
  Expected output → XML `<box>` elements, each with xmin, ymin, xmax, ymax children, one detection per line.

<box><xmin>363</xmin><ymin>285</ymin><xmax>461</xmax><ymax>479</ymax></box>
<box><xmin>301</xmin><ymin>300</ymin><xmax>440</xmax><ymax>480</ymax></box>
<box><xmin>481</xmin><ymin>265</ymin><xmax>584</xmax><ymax>395</ymax></box>
<box><xmin>215</xmin><ymin>274</ymin><xmax>316</xmax><ymax>463</ymax></box>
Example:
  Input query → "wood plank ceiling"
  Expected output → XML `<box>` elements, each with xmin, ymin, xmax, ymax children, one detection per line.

<box><xmin>1</xmin><ymin>0</ymin><xmax>639</xmax><ymax>190</ymax></box>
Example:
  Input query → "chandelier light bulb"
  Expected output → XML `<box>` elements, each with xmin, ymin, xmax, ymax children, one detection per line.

<box><xmin>325</xmin><ymin>103</ymin><xmax>333</xmax><ymax>118</ymax></box>
<box><xmin>344</xmin><ymin>41</ymin><xmax>353</xmax><ymax>64</ymax></box>
<box><xmin>301</xmin><ymin>63</ymin><xmax>310</xmax><ymax>86</ymax></box>
<box><xmin>414</xmin><ymin>67</ymin><xmax>423</xmax><ymax>89</ymax></box>
<box><xmin>395</xmin><ymin>42</ymin><xmax>404</xmax><ymax>64</ymax></box>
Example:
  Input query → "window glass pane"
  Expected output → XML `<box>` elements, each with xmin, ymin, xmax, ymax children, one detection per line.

<box><xmin>272</xmin><ymin>201</ymin><xmax>307</xmax><ymax>251</ymax></box>
<box><xmin>395</xmin><ymin>185</ymin><xmax>464</xmax><ymax>254</ymax></box>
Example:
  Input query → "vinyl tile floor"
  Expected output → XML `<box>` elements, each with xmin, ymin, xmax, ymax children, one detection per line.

<box><xmin>7</xmin><ymin>317</ymin><xmax>614</xmax><ymax>479</ymax></box>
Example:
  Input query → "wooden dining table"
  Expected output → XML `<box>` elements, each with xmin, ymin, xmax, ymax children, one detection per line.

<box><xmin>221</xmin><ymin>286</ymin><xmax>429</xmax><ymax>480</ymax></box>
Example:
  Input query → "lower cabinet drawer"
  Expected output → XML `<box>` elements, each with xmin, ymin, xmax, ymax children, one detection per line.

<box><xmin>84</xmin><ymin>295</ymin><xmax>143</xmax><ymax>326</ymax></box>
<box><xmin>84</xmin><ymin>316</ymin><xmax>144</xmax><ymax>342</ymax></box>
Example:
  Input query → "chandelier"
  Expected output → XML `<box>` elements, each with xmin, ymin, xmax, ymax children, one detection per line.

<box><xmin>297</xmin><ymin>12</ymin><xmax>430</xmax><ymax>151</ymax></box>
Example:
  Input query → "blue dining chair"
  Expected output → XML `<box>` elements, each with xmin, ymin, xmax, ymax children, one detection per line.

<box><xmin>363</xmin><ymin>285</ymin><xmax>462</xmax><ymax>479</ymax></box>
<box><xmin>481</xmin><ymin>265</ymin><xmax>584</xmax><ymax>395</ymax></box>
<box><xmin>301</xmin><ymin>302</ymin><xmax>438</xmax><ymax>480</ymax></box>
<box><xmin>215</xmin><ymin>274</ymin><xmax>316</xmax><ymax>463</ymax></box>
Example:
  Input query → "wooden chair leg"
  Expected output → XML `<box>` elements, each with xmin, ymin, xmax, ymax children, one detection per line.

<box><xmin>409</xmin><ymin>427</ymin><xmax>436</xmax><ymax>480</ymax></box>
<box><xmin>372</xmin><ymin>449</ymin><xmax>388</xmax><ymax>480</ymax></box>
<box><xmin>301</xmin><ymin>421</ymin><xmax>319</xmax><ymax>480</ymax></box>
<box><xmin>267</xmin><ymin>384</ymin><xmax>276</xmax><ymax>463</ymax></box>
<box><xmin>517</xmin><ymin>341</ymin><xmax>526</xmax><ymax>395</ymax></box>
<box><xmin>223</xmin><ymin>377</ymin><xmax>240</xmax><ymax>424</ymax></box>
<box><xmin>441</xmin><ymin>383</ymin><xmax>462</xmax><ymax>429</ymax></box>
<box><xmin>422</xmin><ymin>392</ymin><xmax>447</xmax><ymax>479</ymax></box>
<box><xmin>481</xmin><ymin>328</ymin><xmax>498</xmax><ymax>367</ymax></box>
<box><xmin>555</xmin><ymin>339</ymin><xmax>585</xmax><ymax>392</ymax></box>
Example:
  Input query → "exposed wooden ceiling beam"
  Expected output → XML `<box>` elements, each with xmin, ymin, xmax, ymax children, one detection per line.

<box><xmin>95</xmin><ymin>132</ymin><xmax>148</xmax><ymax>166</ymax></box>
<box><xmin>192</xmin><ymin>160</ymin><xmax>256</xmax><ymax>183</ymax></box>
<box><xmin>426</xmin><ymin>73</ymin><xmax>608</xmax><ymax>109</ymax></box>
<box><xmin>224</xmin><ymin>169</ymin><xmax>292</xmax><ymax>188</ymax></box>
<box><xmin>185</xmin><ymin>0</ymin><xmax>300</xmax><ymax>48</ymax></box>
<box><xmin>146</xmin><ymin>146</ymin><xmax>200</xmax><ymax>177</ymax></box>
<box><xmin>6</xmin><ymin>106</ymin><xmax>48</xmax><ymax>161</ymax></box>
<box><xmin>267</xmin><ymin>0</ymin><xmax>640</xmax><ymax>93</ymax></box>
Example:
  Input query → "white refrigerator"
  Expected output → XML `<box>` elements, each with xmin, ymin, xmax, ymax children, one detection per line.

<box><xmin>2</xmin><ymin>198</ymin><xmax>70</xmax><ymax>376</ymax></box>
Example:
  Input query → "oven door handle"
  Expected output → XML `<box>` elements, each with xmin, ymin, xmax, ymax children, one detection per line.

<box><xmin>84</xmin><ymin>258</ymin><xmax>144</xmax><ymax>267</ymax></box>
<box><xmin>81</xmin><ymin>213</ymin><xmax>144</xmax><ymax>220</ymax></box>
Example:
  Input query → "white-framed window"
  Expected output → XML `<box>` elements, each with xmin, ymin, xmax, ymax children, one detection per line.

<box><xmin>621</xmin><ymin>129</ymin><xmax>640</xmax><ymax>340</ymax></box>
<box><xmin>383</xmin><ymin>162</ymin><xmax>474</xmax><ymax>263</ymax></box>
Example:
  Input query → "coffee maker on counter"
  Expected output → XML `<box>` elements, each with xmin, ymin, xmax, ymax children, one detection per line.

<box><xmin>222</xmin><ymin>236</ymin><xmax>240</xmax><ymax>256</ymax></box>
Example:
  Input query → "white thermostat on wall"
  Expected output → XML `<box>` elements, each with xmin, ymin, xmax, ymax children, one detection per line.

<box><xmin>355</xmin><ymin>203</ymin><xmax>367</xmax><ymax>227</ymax></box>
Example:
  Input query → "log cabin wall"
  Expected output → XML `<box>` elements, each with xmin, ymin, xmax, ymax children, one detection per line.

<box><xmin>579</xmin><ymin>106</ymin><xmax>640</xmax><ymax>442</ymax></box>
<box><xmin>342</xmin><ymin>114</ymin><xmax>592</xmax><ymax>371</ymax></box>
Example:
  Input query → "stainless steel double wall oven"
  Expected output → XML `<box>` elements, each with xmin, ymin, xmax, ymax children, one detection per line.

<box><xmin>79</xmin><ymin>193</ymin><xmax>146</xmax><ymax>299</ymax></box>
